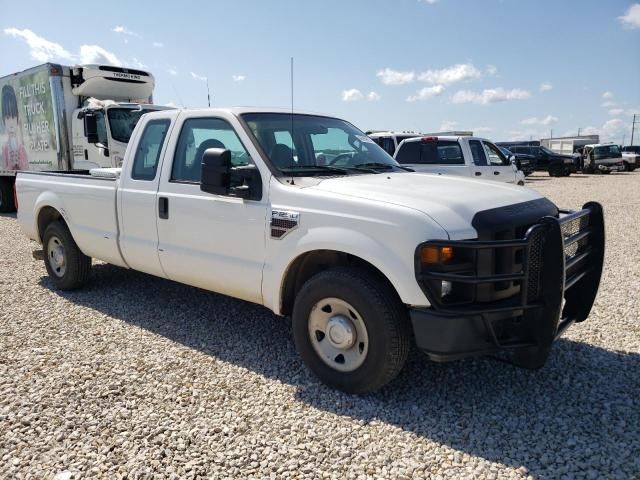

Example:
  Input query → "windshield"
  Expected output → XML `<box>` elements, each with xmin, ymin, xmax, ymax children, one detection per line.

<box><xmin>539</xmin><ymin>145</ymin><xmax>557</xmax><ymax>155</ymax></box>
<box><xmin>241</xmin><ymin>113</ymin><xmax>402</xmax><ymax>175</ymax></box>
<box><xmin>593</xmin><ymin>145</ymin><xmax>621</xmax><ymax>158</ymax></box>
<box><xmin>107</xmin><ymin>108</ymin><xmax>156</xmax><ymax>143</ymax></box>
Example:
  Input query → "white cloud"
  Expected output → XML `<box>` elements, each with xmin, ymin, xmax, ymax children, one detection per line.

<box><xmin>486</xmin><ymin>64</ymin><xmax>497</xmax><ymax>76</ymax></box>
<box><xmin>619</xmin><ymin>3</ymin><xmax>640</xmax><ymax>29</ymax></box>
<box><xmin>451</xmin><ymin>88</ymin><xmax>531</xmax><ymax>105</ymax></box>
<box><xmin>4</xmin><ymin>28</ymin><xmax>72</xmax><ymax>62</ymax></box>
<box><xmin>407</xmin><ymin>85</ymin><xmax>445</xmax><ymax>102</ymax></box>
<box><xmin>376</xmin><ymin>68</ymin><xmax>415</xmax><ymax>85</ymax></box>
<box><xmin>473</xmin><ymin>127</ymin><xmax>492</xmax><ymax>133</ymax></box>
<box><xmin>418</xmin><ymin>63</ymin><xmax>481</xmax><ymax>85</ymax></box>
<box><xmin>168</xmin><ymin>68</ymin><xmax>178</xmax><ymax>76</ymax></box>
<box><xmin>79</xmin><ymin>45</ymin><xmax>122</xmax><ymax>66</ymax></box>
<box><xmin>608</xmin><ymin>108</ymin><xmax>624</xmax><ymax>116</ymax></box>
<box><xmin>131</xmin><ymin>58</ymin><xmax>148</xmax><ymax>69</ymax></box>
<box><xmin>4</xmin><ymin>27</ymin><xmax>121</xmax><ymax>66</ymax></box>
<box><xmin>342</xmin><ymin>88</ymin><xmax>364</xmax><ymax>101</ymax></box>
<box><xmin>367</xmin><ymin>91</ymin><xmax>381</xmax><ymax>101</ymax></box>
<box><xmin>439</xmin><ymin>120</ymin><xmax>458</xmax><ymax>131</ymax></box>
<box><xmin>602</xmin><ymin>91</ymin><xmax>614</xmax><ymax>99</ymax></box>
<box><xmin>421</xmin><ymin>0</ymin><xmax>439</xmax><ymax>3</ymax></box>
<box><xmin>539</xmin><ymin>82</ymin><xmax>553</xmax><ymax>92</ymax></box>
<box><xmin>601</xmin><ymin>101</ymin><xmax>616</xmax><ymax>108</ymax></box>
<box><xmin>191</xmin><ymin>72</ymin><xmax>207</xmax><ymax>81</ymax></box>
<box><xmin>232</xmin><ymin>74</ymin><xmax>246</xmax><ymax>82</ymax></box>
<box><xmin>521</xmin><ymin>115</ymin><xmax>559</xmax><ymax>126</ymax></box>
<box><xmin>152</xmin><ymin>41</ymin><xmax>164</xmax><ymax>48</ymax></box>
<box><xmin>112</xmin><ymin>26</ymin><xmax>140</xmax><ymax>37</ymax></box>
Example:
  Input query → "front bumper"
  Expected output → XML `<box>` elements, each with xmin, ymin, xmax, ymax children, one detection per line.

<box><xmin>597</xmin><ymin>163</ymin><xmax>624</xmax><ymax>172</ymax></box>
<box><xmin>411</xmin><ymin>202</ymin><xmax>605</xmax><ymax>363</ymax></box>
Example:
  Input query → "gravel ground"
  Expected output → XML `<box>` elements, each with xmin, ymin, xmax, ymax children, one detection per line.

<box><xmin>1</xmin><ymin>171</ymin><xmax>639</xmax><ymax>479</ymax></box>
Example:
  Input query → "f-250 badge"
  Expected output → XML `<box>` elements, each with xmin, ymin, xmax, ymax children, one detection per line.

<box><xmin>270</xmin><ymin>210</ymin><xmax>299</xmax><ymax>239</ymax></box>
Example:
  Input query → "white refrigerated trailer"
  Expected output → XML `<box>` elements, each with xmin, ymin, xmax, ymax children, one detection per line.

<box><xmin>0</xmin><ymin>63</ymin><xmax>169</xmax><ymax>211</ymax></box>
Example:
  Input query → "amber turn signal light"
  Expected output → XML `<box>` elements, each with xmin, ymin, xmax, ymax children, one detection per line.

<box><xmin>420</xmin><ymin>245</ymin><xmax>454</xmax><ymax>264</ymax></box>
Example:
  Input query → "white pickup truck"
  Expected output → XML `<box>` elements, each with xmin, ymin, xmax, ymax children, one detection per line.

<box><xmin>394</xmin><ymin>136</ymin><xmax>526</xmax><ymax>185</ymax></box>
<box><xmin>16</xmin><ymin>108</ymin><xmax>605</xmax><ymax>393</ymax></box>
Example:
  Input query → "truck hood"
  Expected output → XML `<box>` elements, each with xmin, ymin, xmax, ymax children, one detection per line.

<box><xmin>309</xmin><ymin>172</ymin><xmax>551</xmax><ymax>239</ymax></box>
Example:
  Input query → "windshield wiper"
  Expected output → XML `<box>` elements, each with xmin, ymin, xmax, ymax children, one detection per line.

<box><xmin>352</xmin><ymin>162</ymin><xmax>413</xmax><ymax>172</ymax></box>
<box><xmin>280</xmin><ymin>165</ymin><xmax>349</xmax><ymax>175</ymax></box>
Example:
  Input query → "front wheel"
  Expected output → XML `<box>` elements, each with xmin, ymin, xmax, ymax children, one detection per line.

<box><xmin>42</xmin><ymin>221</ymin><xmax>92</xmax><ymax>290</ymax></box>
<box><xmin>292</xmin><ymin>267</ymin><xmax>411</xmax><ymax>393</ymax></box>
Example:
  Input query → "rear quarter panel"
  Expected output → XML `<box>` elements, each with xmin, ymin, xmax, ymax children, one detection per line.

<box><xmin>16</xmin><ymin>172</ymin><xmax>126</xmax><ymax>267</ymax></box>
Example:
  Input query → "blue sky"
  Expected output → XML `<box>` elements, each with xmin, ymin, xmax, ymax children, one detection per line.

<box><xmin>1</xmin><ymin>0</ymin><xmax>639</xmax><ymax>143</ymax></box>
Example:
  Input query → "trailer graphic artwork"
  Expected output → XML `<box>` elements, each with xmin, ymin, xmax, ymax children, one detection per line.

<box><xmin>0</xmin><ymin>69</ymin><xmax>57</xmax><ymax>171</ymax></box>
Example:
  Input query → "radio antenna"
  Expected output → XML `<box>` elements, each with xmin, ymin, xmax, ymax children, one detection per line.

<box><xmin>206</xmin><ymin>77</ymin><xmax>211</xmax><ymax>107</ymax></box>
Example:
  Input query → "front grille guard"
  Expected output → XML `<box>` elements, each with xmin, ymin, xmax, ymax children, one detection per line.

<box><xmin>415</xmin><ymin>202</ymin><xmax>605</xmax><ymax>348</ymax></box>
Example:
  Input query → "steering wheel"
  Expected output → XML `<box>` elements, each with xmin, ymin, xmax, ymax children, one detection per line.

<box><xmin>328</xmin><ymin>153</ymin><xmax>354</xmax><ymax>166</ymax></box>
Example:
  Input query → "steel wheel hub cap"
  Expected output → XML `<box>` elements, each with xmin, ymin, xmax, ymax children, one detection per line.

<box><xmin>327</xmin><ymin>315</ymin><xmax>355</xmax><ymax>349</ymax></box>
<box><xmin>47</xmin><ymin>236</ymin><xmax>66</xmax><ymax>277</ymax></box>
<box><xmin>308</xmin><ymin>297</ymin><xmax>369</xmax><ymax>372</ymax></box>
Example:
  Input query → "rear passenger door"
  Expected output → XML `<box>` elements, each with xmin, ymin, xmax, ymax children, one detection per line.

<box><xmin>118</xmin><ymin>114</ymin><xmax>174</xmax><ymax>278</ymax></box>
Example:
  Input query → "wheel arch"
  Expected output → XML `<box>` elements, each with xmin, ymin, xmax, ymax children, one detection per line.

<box><xmin>279</xmin><ymin>249</ymin><xmax>404</xmax><ymax>317</ymax></box>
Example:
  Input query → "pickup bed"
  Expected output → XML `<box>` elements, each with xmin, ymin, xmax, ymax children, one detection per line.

<box><xmin>17</xmin><ymin>107</ymin><xmax>605</xmax><ymax>393</ymax></box>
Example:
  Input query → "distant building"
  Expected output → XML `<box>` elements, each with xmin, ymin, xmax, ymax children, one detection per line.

<box><xmin>541</xmin><ymin>135</ymin><xmax>599</xmax><ymax>154</ymax></box>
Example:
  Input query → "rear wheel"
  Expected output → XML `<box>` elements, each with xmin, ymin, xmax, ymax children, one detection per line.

<box><xmin>623</xmin><ymin>161</ymin><xmax>631</xmax><ymax>172</ymax></box>
<box><xmin>0</xmin><ymin>178</ymin><xmax>15</xmax><ymax>213</ymax></box>
<box><xmin>292</xmin><ymin>267</ymin><xmax>411</xmax><ymax>393</ymax></box>
<box><xmin>42</xmin><ymin>221</ymin><xmax>92</xmax><ymax>290</ymax></box>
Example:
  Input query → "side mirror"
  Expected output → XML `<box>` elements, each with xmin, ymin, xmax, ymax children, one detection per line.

<box><xmin>200</xmin><ymin>148</ymin><xmax>262</xmax><ymax>200</ymax></box>
<box><xmin>85</xmin><ymin>113</ymin><xmax>99</xmax><ymax>144</ymax></box>
<box><xmin>509</xmin><ymin>155</ymin><xmax>516</xmax><ymax>163</ymax></box>
<box><xmin>201</xmin><ymin>148</ymin><xmax>232</xmax><ymax>196</ymax></box>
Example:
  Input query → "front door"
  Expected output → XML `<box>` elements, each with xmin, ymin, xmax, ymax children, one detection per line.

<box><xmin>468</xmin><ymin>139</ymin><xmax>516</xmax><ymax>183</ymax></box>
<box><xmin>155</xmin><ymin>115</ymin><xmax>268</xmax><ymax>304</ymax></box>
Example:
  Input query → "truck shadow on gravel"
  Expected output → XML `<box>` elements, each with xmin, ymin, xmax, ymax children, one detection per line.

<box><xmin>41</xmin><ymin>264</ymin><xmax>640</xmax><ymax>478</ymax></box>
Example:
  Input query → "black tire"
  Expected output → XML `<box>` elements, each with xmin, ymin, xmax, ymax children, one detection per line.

<box><xmin>292</xmin><ymin>267</ymin><xmax>411</xmax><ymax>394</ymax></box>
<box><xmin>0</xmin><ymin>178</ymin><xmax>16</xmax><ymax>213</ymax></box>
<box><xmin>548</xmin><ymin>168</ymin><xmax>560</xmax><ymax>177</ymax></box>
<box><xmin>42</xmin><ymin>221</ymin><xmax>91</xmax><ymax>290</ymax></box>
<box><xmin>601</xmin><ymin>170</ymin><xmax>611</xmax><ymax>175</ymax></box>
<box><xmin>623</xmin><ymin>161</ymin><xmax>631</xmax><ymax>172</ymax></box>
<box><xmin>512</xmin><ymin>345</ymin><xmax>552</xmax><ymax>369</ymax></box>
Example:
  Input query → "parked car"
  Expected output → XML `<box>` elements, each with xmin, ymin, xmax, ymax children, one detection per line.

<box><xmin>497</xmin><ymin>144</ymin><xmax>577</xmax><ymax>177</ymax></box>
<box><xmin>394</xmin><ymin>136</ymin><xmax>526</xmax><ymax>185</ymax></box>
<box><xmin>579</xmin><ymin>144</ymin><xmax>625</xmax><ymax>174</ymax></box>
<box><xmin>17</xmin><ymin>108</ymin><xmax>605</xmax><ymax>393</ymax></box>
<box><xmin>368</xmin><ymin>131</ymin><xmax>421</xmax><ymax>156</ymax></box>
<box><xmin>498</xmin><ymin>146</ymin><xmax>537</xmax><ymax>176</ymax></box>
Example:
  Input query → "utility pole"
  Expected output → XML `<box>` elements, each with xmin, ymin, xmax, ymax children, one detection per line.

<box><xmin>631</xmin><ymin>114</ymin><xmax>639</xmax><ymax>146</ymax></box>
<box><xmin>578</xmin><ymin>127</ymin><xmax>581</xmax><ymax>137</ymax></box>
<box><xmin>550</xmin><ymin>129</ymin><xmax>553</xmax><ymax>139</ymax></box>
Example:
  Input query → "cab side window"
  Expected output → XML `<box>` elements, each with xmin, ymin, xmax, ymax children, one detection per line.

<box><xmin>172</xmin><ymin>118</ymin><xmax>251</xmax><ymax>183</ymax></box>
<box><xmin>131</xmin><ymin>120</ymin><xmax>170</xmax><ymax>181</ymax></box>
<box><xmin>483</xmin><ymin>141</ymin><xmax>510</xmax><ymax>166</ymax></box>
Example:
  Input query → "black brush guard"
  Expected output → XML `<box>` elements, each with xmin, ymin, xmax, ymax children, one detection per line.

<box><xmin>410</xmin><ymin>202</ymin><xmax>605</xmax><ymax>364</ymax></box>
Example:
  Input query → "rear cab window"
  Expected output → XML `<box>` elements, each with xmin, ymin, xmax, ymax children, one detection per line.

<box><xmin>396</xmin><ymin>139</ymin><xmax>464</xmax><ymax>165</ymax></box>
